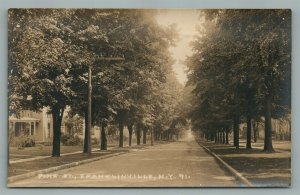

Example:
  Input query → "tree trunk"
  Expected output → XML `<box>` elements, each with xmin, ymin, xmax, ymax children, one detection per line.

<box><xmin>100</xmin><ymin>123</ymin><xmax>107</xmax><ymax>150</ymax></box>
<box><xmin>246</xmin><ymin>114</ymin><xmax>252</xmax><ymax>149</ymax></box>
<box><xmin>136</xmin><ymin>124</ymin><xmax>141</xmax><ymax>145</ymax></box>
<box><xmin>252</xmin><ymin>120</ymin><xmax>258</xmax><ymax>143</ymax></box>
<box><xmin>257</xmin><ymin>124</ymin><xmax>260</xmax><ymax>139</ymax></box>
<box><xmin>215</xmin><ymin>131</ymin><xmax>218</xmax><ymax>143</ymax></box>
<box><xmin>119</xmin><ymin>123</ymin><xmax>124</xmax><ymax>147</ymax></box>
<box><xmin>143</xmin><ymin>128</ymin><xmax>147</xmax><ymax>144</ymax></box>
<box><xmin>153</xmin><ymin>130</ymin><xmax>157</xmax><ymax>141</ymax></box>
<box><xmin>128</xmin><ymin>124</ymin><xmax>133</xmax><ymax>147</ymax></box>
<box><xmin>222</xmin><ymin>130</ymin><xmax>225</xmax><ymax>144</ymax></box>
<box><xmin>225</xmin><ymin>126</ymin><xmax>229</xmax><ymax>144</ymax></box>
<box><xmin>156</xmin><ymin>131</ymin><xmax>160</xmax><ymax>141</ymax></box>
<box><xmin>220</xmin><ymin>130</ymin><xmax>223</xmax><ymax>144</ymax></box>
<box><xmin>83</xmin><ymin>110</ymin><xmax>89</xmax><ymax>153</ymax></box>
<box><xmin>51</xmin><ymin>106</ymin><xmax>64</xmax><ymax>157</ymax></box>
<box><xmin>233</xmin><ymin>115</ymin><xmax>240</xmax><ymax>149</ymax></box>
<box><xmin>150</xmin><ymin>128</ymin><xmax>153</xmax><ymax>146</ymax></box>
<box><xmin>210</xmin><ymin>131</ymin><xmax>214</xmax><ymax>141</ymax></box>
<box><xmin>263</xmin><ymin>95</ymin><xmax>275</xmax><ymax>152</ymax></box>
<box><xmin>254</xmin><ymin>128</ymin><xmax>257</xmax><ymax>142</ymax></box>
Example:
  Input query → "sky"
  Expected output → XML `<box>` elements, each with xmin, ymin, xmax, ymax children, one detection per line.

<box><xmin>155</xmin><ymin>10</ymin><xmax>201</xmax><ymax>85</ymax></box>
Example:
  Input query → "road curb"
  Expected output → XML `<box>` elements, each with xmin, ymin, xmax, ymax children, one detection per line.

<box><xmin>7</xmin><ymin>151</ymin><xmax>127</xmax><ymax>184</ymax></box>
<box><xmin>197</xmin><ymin>141</ymin><xmax>254</xmax><ymax>187</ymax></box>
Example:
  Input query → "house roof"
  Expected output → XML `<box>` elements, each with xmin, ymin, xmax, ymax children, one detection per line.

<box><xmin>9</xmin><ymin>117</ymin><xmax>40</xmax><ymax>123</ymax></box>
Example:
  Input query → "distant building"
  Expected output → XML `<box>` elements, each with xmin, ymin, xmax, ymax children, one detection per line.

<box><xmin>239</xmin><ymin>115</ymin><xmax>291</xmax><ymax>141</ymax></box>
<box><xmin>9</xmin><ymin>108</ymin><xmax>53</xmax><ymax>142</ymax></box>
<box><xmin>9</xmin><ymin>107</ymin><xmax>106</xmax><ymax>144</ymax></box>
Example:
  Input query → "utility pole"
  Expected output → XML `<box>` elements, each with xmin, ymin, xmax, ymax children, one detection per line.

<box><xmin>87</xmin><ymin>65</ymin><xmax>92</xmax><ymax>155</ymax></box>
<box><xmin>86</xmin><ymin>56</ymin><xmax>124</xmax><ymax>155</ymax></box>
<box><xmin>150</xmin><ymin>128</ymin><xmax>153</xmax><ymax>146</ymax></box>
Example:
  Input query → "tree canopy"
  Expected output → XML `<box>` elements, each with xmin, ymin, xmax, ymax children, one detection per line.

<box><xmin>8</xmin><ymin>9</ymin><xmax>188</xmax><ymax>156</ymax></box>
<box><xmin>186</xmin><ymin>9</ymin><xmax>291</xmax><ymax>152</ymax></box>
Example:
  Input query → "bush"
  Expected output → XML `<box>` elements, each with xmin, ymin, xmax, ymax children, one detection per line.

<box><xmin>24</xmin><ymin>136</ymin><xmax>35</xmax><ymax>147</ymax></box>
<box><xmin>10</xmin><ymin>135</ymin><xmax>36</xmax><ymax>148</ymax></box>
<box><xmin>61</xmin><ymin>134</ymin><xmax>82</xmax><ymax>146</ymax></box>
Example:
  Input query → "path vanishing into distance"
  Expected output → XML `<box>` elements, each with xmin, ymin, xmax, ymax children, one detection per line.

<box><xmin>9</xmin><ymin>135</ymin><xmax>240</xmax><ymax>187</ymax></box>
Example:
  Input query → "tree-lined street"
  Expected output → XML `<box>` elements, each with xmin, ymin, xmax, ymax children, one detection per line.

<box><xmin>8</xmin><ymin>9</ymin><xmax>291</xmax><ymax>187</ymax></box>
<box><xmin>9</xmin><ymin>135</ymin><xmax>239</xmax><ymax>187</ymax></box>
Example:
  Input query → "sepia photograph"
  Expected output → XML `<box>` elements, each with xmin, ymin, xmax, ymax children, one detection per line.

<box><xmin>7</xmin><ymin>9</ymin><xmax>291</xmax><ymax>187</ymax></box>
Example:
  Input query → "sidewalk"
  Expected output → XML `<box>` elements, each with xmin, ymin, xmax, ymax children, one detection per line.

<box><xmin>10</xmin><ymin>148</ymin><xmax>104</xmax><ymax>164</ymax></box>
<box><xmin>197</xmin><ymin>140</ymin><xmax>291</xmax><ymax>187</ymax></box>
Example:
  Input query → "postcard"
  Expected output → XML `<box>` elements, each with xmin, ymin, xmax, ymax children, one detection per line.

<box><xmin>7</xmin><ymin>9</ymin><xmax>291</xmax><ymax>187</ymax></box>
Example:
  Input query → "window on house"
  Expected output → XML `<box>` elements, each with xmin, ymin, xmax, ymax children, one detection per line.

<box><xmin>47</xmin><ymin>123</ymin><xmax>51</xmax><ymax>138</ymax></box>
<box><xmin>31</xmin><ymin>122</ymin><xmax>34</xmax><ymax>135</ymax></box>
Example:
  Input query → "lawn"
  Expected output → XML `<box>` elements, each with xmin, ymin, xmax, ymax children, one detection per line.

<box><xmin>9</xmin><ymin>143</ymin><xmax>118</xmax><ymax>161</ymax></box>
<box><xmin>199</xmin><ymin>140</ymin><xmax>291</xmax><ymax>187</ymax></box>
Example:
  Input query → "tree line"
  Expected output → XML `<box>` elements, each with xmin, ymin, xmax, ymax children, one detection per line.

<box><xmin>186</xmin><ymin>10</ymin><xmax>291</xmax><ymax>152</ymax></box>
<box><xmin>8</xmin><ymin>9</ymin><xmax>187</xmax><ymax>157</ymax></box>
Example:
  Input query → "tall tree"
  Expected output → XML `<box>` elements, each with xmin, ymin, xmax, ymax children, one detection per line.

<box><xmin>186</xmin><ymin>10</ymin><xmax>291</xmax><ymax>152</ymax></box>
<box><xmin>8</xmin><ymin>9</ymin><xmax>83</xmax><ymax>156</ymax></box>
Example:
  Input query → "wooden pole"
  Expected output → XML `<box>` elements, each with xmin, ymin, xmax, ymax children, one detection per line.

<box><xmin>86</xmin><ymin>56</ymin><xmax>124</xmax><ymax>155</ymax></box>
<box><xmin>150</xmin><ymin>128</ymin><xmax>153</xmax><ymax>146</ymax></box>
<box><xmin>87</xmin><ymin>65</ymin><xmax>92</xmax><ymax>155</ymax></box>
